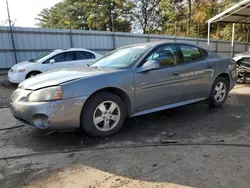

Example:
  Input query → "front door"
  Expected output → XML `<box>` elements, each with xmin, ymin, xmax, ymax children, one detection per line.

<box><xmin>134</xmin><ymin>44</ymin><xmax>183</xmax><ymax>112</ymax></box>
<box><xmin>45</xmin><ymin>51</ymin><xmax>75</xmax><ymax>71</ymax></box>
<box><xmin>178</xmin><ymin>44</ymin><xmax>213</xmax><ymax>100</ymax></box>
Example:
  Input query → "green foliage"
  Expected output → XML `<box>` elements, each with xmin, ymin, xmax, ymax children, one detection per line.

<box><xmin>36</xmin><ymin>0</ymin><xmax>250</xmax><ymax>41</ymax></box>
<box><xmin>36</xmin><ymin>0</ymin><xmax>133</xmax><ymax>32</ymax></box>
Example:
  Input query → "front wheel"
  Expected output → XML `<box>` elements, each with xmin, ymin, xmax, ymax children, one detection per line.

<box><xmin>81</xmin><ymin>92</ymin><xmax>127</xmax><ymax>137</ymax></box>
<box><xmin>26</xmin><ymin>71</ymin><xmax>41</xmax><ymax>79</ymax></box>
<box><xmin>208</xmin><ymin>77</ymin><xmax>229</xmax><ymax>107</ymax></box>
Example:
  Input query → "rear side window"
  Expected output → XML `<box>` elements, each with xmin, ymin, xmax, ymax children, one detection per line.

<box><xmin>76</xmin><ymin>51</ymin><xmax>95</xmax><ymax>60</ymax></box>
<box><xmin>200</xmin><ymin>49</ymin><xmax>208</xmax><ymax>58</ymax></box>
<box><xmin>179</xmin><ymin>45</ymin><xmax>203</xmax><ymax>63</ymax></box>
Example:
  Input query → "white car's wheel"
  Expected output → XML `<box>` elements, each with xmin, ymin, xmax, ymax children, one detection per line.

<box><xmin>26</xmin><ymin>71</ymin><xmax>41</xmax><ymax>79</ymax></box>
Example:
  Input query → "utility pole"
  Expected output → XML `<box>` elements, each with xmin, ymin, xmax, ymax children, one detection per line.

<box><xmin>6</xmin><ymin>0</ymin><xmax>18</xmax><ymax>64</ymax></box>
<box><xmin>110</xmin><ymin>2</ymin><xmax>115</xmax><ymax>49</ymax></box>
<box><xmin>110</xmin><ymin>2</ymin><xmax>115</xmax><ymax>32</ymax></box>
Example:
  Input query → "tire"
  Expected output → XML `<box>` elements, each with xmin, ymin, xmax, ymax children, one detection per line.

<box><xmin>26</xmin><ymin>71</ymin><xmax>41</xmax><ymax>79</ymax></box>
<box><xmin>81</xmin><ymin>92</ymin><xmax>127</xmax><ymax>137</ymax></box>
<box><xmin>208</xmin><ymin>77</ymin><xmax>229</xmax><ymax>107</ymax></box>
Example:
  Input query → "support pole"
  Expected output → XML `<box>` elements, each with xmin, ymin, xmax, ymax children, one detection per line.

<box><xmin>207</xmin><ymin>22</ymin><xmax>211</xmax><ymax>50</ymax></box>
<box><xmin>247</xmin><ymin>29</ymin><xmax>250</xmax><ymax>43</ymax></box>
<box><xmin>247</xmin><ymin>29</ymin><xmax>249</xmax><ymax>51</ymax></box>
<box><xmin>110</xmin><ymin>2</ymin><xmax>116</xmax><ymax>49</ymax></box>
<box><xmin>69</xmin><ymin>24</ymin><xmax>73</xmax><ymax>48</ymax></box>
<box><xmin>6</xmin><ymin>0</ymin><xmax>17</xmax><ymax>64</ymax></box>
<box><xmin>231</xmin><ymin>23</ymin><xmax>235</xmax><ymax>58</ymax></box>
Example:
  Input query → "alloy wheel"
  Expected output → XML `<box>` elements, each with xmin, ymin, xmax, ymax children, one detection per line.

<box><xmin>93</xmin><ymin>100</ymin><xmax>121</xmax><ymax>132</ymax></box>
<box><xmin>214</xmin><ymin>82</ymin><xmax>227</xmax><ymax>103</ymax></box>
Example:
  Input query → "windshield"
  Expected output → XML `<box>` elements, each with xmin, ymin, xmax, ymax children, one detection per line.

<box><xmin>29</xmin><ymin>51</ymin><xmax>54</xmax><ymax>63</ymax></box>
<box><xmin>91</xmin><ymin>45</ymin><xmax>151</xmax><ymax>69</ymax></box>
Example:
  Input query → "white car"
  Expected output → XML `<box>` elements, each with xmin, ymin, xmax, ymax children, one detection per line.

<box><xmin>8</xmin><ymin>48</ymin><xmax>102</xmax><ymax>83</ymax></box>
<box><xmin>233</xmin><ymin>48</ymin><xmax>250</xmax><ymax>63</ymax></box>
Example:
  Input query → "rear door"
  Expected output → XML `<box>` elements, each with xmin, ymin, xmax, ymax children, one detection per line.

<box><xmin>177</xmin><ymin>44</ymin><xmax>213</xmax><ymax>101</ymax></box>
<box><xmin>74</xmin><ymin>51</ymin><xmax>97</xmax><ymax>67</ymax></box>
<box><xmin>45</xmin><ymin>51</ymin><xmax>75</xmax><ymax>71</ymax></box>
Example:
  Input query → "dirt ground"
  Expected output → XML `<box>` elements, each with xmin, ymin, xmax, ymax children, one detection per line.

<box><xmin>1</xmin><ymin>75</ymin><xmax>250</xmax><ymax>188</ymax></box>
<box><xmin>0</xmin><ymin>75</ymin><xmax>16</xmax><ymax>108</ymax></box>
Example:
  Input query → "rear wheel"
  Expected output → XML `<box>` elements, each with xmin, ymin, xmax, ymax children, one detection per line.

<box><xmin>208</xmin><ymin>77</ymin><xmax>229</xmax><ymax>107</ymax></box>
<box><xmin>81</xmin><ymin>92</ymin><xmax>127</xmax><ymax>137</ymax></box>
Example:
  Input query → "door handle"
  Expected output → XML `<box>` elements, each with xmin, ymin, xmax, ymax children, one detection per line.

<box><xmin>173</xmin><ymin>72</ymin><xmax>179</xmax><ymax>76</ymax></box>
<box><xmin>207</xmin><ymin>65</ymin><xmax>212</xmax><ymax>68</ymax></box>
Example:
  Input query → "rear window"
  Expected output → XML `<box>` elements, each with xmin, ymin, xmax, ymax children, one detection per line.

<box><xmin>76</xmin><ymin>51</ymin><xmax>95</xmax><ymax>60</ymax></box>
<box><xmin>180</xmin><ymin>45</ymin><xmax>203</xmax><ymax>63</ymax></box>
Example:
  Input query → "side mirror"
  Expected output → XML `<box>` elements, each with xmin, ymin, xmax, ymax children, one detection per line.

<box><xmin>49</xmin><ymin>59</ymin><xmax>55</xmax><ymax>64</ymax></box>
<box><xmin>137</xmin><ymin>60</ymin><xmax>160</xmax><ymax>73</ymax></box>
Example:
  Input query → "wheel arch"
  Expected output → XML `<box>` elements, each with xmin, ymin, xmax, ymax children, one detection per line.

<box><xmin>216</xmin><ymin>73</ymin><xmax>230</xmax><ymax>86</ymax></box>
<box><xmin>83</xmin><ymin>87</ymin><xmax>132</xmax><ymax>117</ymax></box>
<box><xmin>25</xmin><ymin>70</ymin><xmax>42</xmax><ymax>79</ymax></box>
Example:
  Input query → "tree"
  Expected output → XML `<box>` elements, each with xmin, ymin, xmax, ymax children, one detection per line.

<box><xmin>35</xmin><ymin>0</ymin><xmax>249</xmax><ymax>42</ymax></box>
<box><xmin>158</xmin><ymin>0</ymin><xmax>185</xmax><ymax>35</ymax></box>
<box><xmin>187</xmin><ymin>0</ymin><xmax>191</xmax><ymax>35</ymax></box>
<box><xmin>36</xmin><ymin>8</ymin><xmax>51</xmax><ymax>28</ymax></box>
<box><xmin>36</xmin><ymin>0</ymin><xmax>133</xmax><ymax>32</ymax></box>
<box><xmin>131</xmin><ymin>0</ymin><xmax>161</xmax><ymax>34</ymax></box>
<box><xmin>84</xmin><ymin>0</ymin><xmax>133</xmax><ymax>32</ymax></box>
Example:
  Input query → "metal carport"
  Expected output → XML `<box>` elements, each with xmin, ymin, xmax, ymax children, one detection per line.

<box><xmin>207</xmin><ymin>0</ymin><xmax>250</xmax><ymax>57</ymax></box>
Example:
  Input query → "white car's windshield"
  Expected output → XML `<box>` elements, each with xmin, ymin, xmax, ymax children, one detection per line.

<box><xmin>29</xmin><ymin>51</ymin><xmax>54</xmax><ymax>63</ymax></box>
<box><xmin>91</xmin><ymin>45</ymin><xmax>151</xmax><ymax>69</ymax></box>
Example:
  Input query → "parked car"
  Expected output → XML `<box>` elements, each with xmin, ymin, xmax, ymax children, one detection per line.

<box><xmin>233</xmin><ymin>48</ymin><xmax>250</xmax><ymax>63</ymax></box>
<box><xmin>10</xmin><ymin>42</ymin><xmax>236</xmax><ymax>137</ymax></box>
<box><xmin>233</xmin><ymin>49</ymin><xmax>250</xmax><ymax>83</ymax></box>
<box><xmin>8</xmin><ymin>48</ymin><xmax>102</xmax><ymax>83</ymax></box>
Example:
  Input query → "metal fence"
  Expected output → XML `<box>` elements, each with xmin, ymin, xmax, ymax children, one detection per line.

<box><xmin>0</xmin><ymin>26</ymin><xmax>250</xmax><ymax>69</ymax></box>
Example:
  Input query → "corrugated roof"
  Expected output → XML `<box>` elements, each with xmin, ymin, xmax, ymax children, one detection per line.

<box><xmin>207</xmin><ymin>0</ymin><xmax>250</xmax><ymax>24</ymax></box>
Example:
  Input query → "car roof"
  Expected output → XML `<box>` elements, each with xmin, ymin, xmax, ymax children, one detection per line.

<box><xmin>53</xmin><ymin>48</ymin><xmax>97</xmax><ymax>53</ymax></box>
<box><xmin>123</xmin><ymin>41</ymin><xmax>207</xmax><ymax>51</ymax></box>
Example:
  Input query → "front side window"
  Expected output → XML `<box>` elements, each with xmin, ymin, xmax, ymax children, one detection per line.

<box><xmin>179</xmin><ymin>45</ymin><xmax>203</xmax><ymax>63</ymax></box>
<box><xmin>76</xmin><ymin>51</ymin><xmax>95</xmax><ymax>60</ymax></box>
<box><xmin>30</xmin><ymin>51</ymin><xmax>54</xmax><ymax>63</ymax></box>
<box><xmin>48</xmin><ymin>52</ymin><xmax>75</xmax><ymax>63</ymax></box>
<box><xmin>144</xmin><ymin>45</ymin><xmax>178</xmax><ymax>67</ymax></box>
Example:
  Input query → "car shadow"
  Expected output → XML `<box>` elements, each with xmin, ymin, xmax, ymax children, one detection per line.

<box><xmin>3</xmin><ymin>87</ymin><xmax>250</xmax><ymax>188</ymax></box>
<box><xmin>3</xmin><ymin>89</ymin><xmax>250</xmax><ymax>154</ymax></box>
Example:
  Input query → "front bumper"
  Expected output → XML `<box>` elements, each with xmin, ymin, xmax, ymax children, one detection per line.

<box><xmin>8</xmin><ymin>71</ymin><xmax>25</xmax><ymax>84</ymax></box>
<box><xmin>9</xmin><ymin>89</ymin><xmax>88</xmax><ymax>129</ymax></box>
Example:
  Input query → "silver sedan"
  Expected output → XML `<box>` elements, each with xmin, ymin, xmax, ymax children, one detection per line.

<box><xmin>10</xmin><ymin>42</ymin><xmax>237</xmax><ymax>137</ymax></box>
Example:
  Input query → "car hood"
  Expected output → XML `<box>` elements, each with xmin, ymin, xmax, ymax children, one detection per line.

<box><xmin>235</xmin><ymin>51</ymin><xmax>250</xmax><ymax>57</ymax></box>
<box><xmin>11</xmin><ymin>61</ymin><xmax>33</xmax><ymax>70</ymax></box>
<box><xmin>19</xmin><ymin>67</ymin><xmax>116</xmax><ymax>90</ymax></box>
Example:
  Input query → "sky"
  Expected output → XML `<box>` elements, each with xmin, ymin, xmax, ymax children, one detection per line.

<box><xmin>0</xmin><ymin>0</ymin><xmax>62</xmax><ymax>27</ymax></box>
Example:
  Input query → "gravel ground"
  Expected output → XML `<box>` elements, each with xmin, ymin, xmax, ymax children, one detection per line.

<box><xmin>1</xmin><ymin>76</ymin><xmax>250</xmax><ymax>188</ymax></box>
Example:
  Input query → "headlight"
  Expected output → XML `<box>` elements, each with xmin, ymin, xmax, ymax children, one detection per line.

<box><xmin>28</xmin><ymin>86</ymin><xmax>63</xmax><ymax>102</ymax></box>
<box><xmin>18</xmin><ymin>69</ymin><xmax>26</xmax><ymax>72</ymax></box>
<box><xmin>12</xmin><ymin>69</ymin><xmax>26</xmax><ymax>73</ymax></box>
